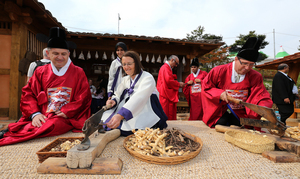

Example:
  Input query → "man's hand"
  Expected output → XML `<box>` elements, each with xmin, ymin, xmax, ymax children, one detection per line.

<box><xmin>55</xmin><ymin>110</ymin><xmax>67</xmax><ymax>118</ymax></box>
<box><xmin>220</xmin><ymin>91</ymin><xmax>229</xmax><ymax>103</ymax></box>
<box><xmin>284</xmin><ymin>98</ymin><xmax>290</xmax><ymax>104</ymax></box>
<box><xmin>187</xmin><ymin>80</ymin><xmax>194</xmax><ymax>85</ymax></box>
<box><xmin>32</xmin><ymin>114</ymin><xmax>46</xmax><ymax>127</ymax></box>
<box><xmin>194</xmin><ymin>79</ymin><xmax>201</xmax><ymax>83</ymax></box>
<box><xmin>106</xmin><ymin>114</ymin><xmax>123</xmax><ymax>129</ymax></box>
<box><xmin>179</xmin><ymin>82</ymin><xmax>185</xmax><ymax>88</ymax></box>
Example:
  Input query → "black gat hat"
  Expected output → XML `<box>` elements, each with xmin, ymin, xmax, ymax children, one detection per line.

<box><xmin>237</xmin><ymin>37</ymin><xmax>262</xmax><ymax>62</ymax></box>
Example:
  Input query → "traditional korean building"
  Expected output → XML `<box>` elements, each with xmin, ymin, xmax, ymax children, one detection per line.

<box><xmin>0</xmin><ymin>0</ymin><xmax>224</xmax><ymax>121</ymax></box>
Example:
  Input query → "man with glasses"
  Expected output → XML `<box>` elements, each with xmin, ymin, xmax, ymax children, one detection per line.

<box><xmin>201</xmin><ymin>37</ymin><xmax>272</xmax><ymax>129</ymax></box>
<box><xmin>157</xmin><ymin>55</ymin><xmax>185</xmax><ymax>120</ymax></box>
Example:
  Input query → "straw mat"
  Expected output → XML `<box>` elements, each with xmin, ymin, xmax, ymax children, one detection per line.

<box><xmin>0</xmin><ymin>121</ymin><xmax>299</xmax><ymax>179</ymax></box>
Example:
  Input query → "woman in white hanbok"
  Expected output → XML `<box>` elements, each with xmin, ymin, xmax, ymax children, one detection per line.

<box><xmin>101</xmin><ymin>51</ymin><xmax>168</xmax><ymax>136</ymax></box>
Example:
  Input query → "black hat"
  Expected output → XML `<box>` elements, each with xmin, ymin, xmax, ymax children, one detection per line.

<box><xmin>237</xmin><ymin>37</ymin><xmax>262</xmax><ymax>62</ymax></box>
<box><xmin>36</xmin><ymin>27</ymin><xmax>76</xmax><ymax>49</ymax></box>
<box><xmin>47</xmin><ymin>27</ymin><xmax>68</xmax><ymax>49</ymax></box>
<box><xmin>190</xmin><ymin>57</ymin><xmax>199</xmax><ymax>67</ymax></box>
<box><xmin>115</xmin><ymin>42</ymin><xmax>127</xmax><ymax>52</ymax></box>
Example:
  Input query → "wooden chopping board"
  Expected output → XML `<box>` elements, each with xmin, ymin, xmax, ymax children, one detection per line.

<box><xmin>215</xmin><ymin>125</ymin><xmax>300</xmax><ymax>162</ymax></box>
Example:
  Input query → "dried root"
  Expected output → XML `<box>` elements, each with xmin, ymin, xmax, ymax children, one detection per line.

<box><xmin>125</xmin><ymin>128</ymin><xmax>199</xmax><ymax>157</ymax></box>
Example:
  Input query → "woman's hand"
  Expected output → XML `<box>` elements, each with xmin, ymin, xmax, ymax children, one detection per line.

<box><xmin>106</xmin><ymin>99</ymin><xmax>116</xmax><ymax>107</ymax></box>
<box><xmin>106</xmin><ymin>114</ymin><xmax>123</xmax><ymax>129</ymax></box>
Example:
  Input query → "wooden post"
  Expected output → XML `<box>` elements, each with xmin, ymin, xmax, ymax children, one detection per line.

<box><xmin>9</xmin><ymin>22</ymin><xmax>27</xmax><ymax>121</ymax></box>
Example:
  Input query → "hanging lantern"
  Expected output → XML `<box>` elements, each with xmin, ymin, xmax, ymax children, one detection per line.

<box><xmin>140</xmin><ymin>54</ymin><xmax>142</xmax><ymax>61</ymax></box>
<box><xmin>146</xmin><ymin>54</ymin><xmax>149</xmax><ymax>63</ymax></box>
<box><xmin>102</xmin><ymin>52</ymin><xmax>107</xmax><ymax>60</ymax></box>
<box><xmin>73</xmin><ymin>49</ymin><xmax>76</xmax><ymax>58</ymax></box>
<box><xmin>111</xmin><ymin>52</ymin><xmax>115</xmax><ymax>60</ymax></box>
<box><xmin>156</xmin><ymin>55</ymin><xmax>161</xmax><ymax>63</ymax></box>
<box><xmin>95</xmin><ymin>51</ymin><xmax>99</xmax><ymax>59</ymax></box>
<box><xmin>182</xmin><ymin>56</ymin><xmax>186</xmax><ymax>66</ymax></box>
<box><xmin>87</xmin><ymin>51</ymin><xmax>91</xmax><ymax>60</ymax></box>
<box><xmin>151</xmin><ymin>55</ymin><xmax>155</xmax><ymax>63</ymax></box>
<box><xmin>78</xmin><ymin>51</ymin><xmax>85</xmax><ymax>60</ymax></box>
<box><xmin>163</xmin><ymin>55</ymin><xmax>167</xmax><ymax>63</ymax></box>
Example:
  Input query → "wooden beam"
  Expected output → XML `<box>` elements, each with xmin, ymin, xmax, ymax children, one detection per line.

<box><xmin>288</xmin><ymin>62</ymin><xmax>300</xmax><ymax>82</ymax></box>
<box><xmin>9</xmin><ymin>22</ymin><xmax>27</xmax><ymax>121</ymax></box>
<box><xmin>9</xmin><ymin>12</ymin><xmax>18</xmax><ymax>21</ymax></box>
<box><xmin>0</xmin><ymin>69</ymin><xmax>10</xmax><ymax>75</ymax></box>
<box><xmin>23</xmin><ymin>16</ymin><xmax>33</xmax><ymax>25</ymax></box>
<box><xmin>0</xmin><ymin>108</ymin><xmax>9</xmax><ymax>117</ymax></box>
<box><xmin>4</xmin><ymin>1</ymin><xmax>22</xmax><ymax>16</ymax></box>
<box><xmin>16</xmin><ymin>0</ymin><xmax>23</xmax><ymax>7</ymax></box>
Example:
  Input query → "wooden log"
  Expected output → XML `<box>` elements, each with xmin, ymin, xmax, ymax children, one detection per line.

<box><xmin>262</xmin><ymin>151</ymin><xmax>300</xmax><ymax>163</ymax></box>
<box><xmin>37</xmin><ymin>157</ymin><xmax>123</xmax><ymax>174</ymax></box>
<box><xmin>66</xmin><ymin>129</ymin><xmax>120</xmax><ymax>169</ymax></box>
<box><xmin>286</xmin><ymin>118</ymin><xmax>300</xmax><ymax>127</ymax></box>
<box><xmin>215</xmin><ymin>125</ymin><xmax>300</xmax><ymax>157</ymax></box>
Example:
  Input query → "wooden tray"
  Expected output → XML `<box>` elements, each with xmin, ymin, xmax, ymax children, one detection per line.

<box><xmin>225</xmin><ymin>130</ymin><xmax>274</xmax><ymax>154</ymax></box>
<box><xmin>123</xmin><ymin>133</ymin><xmax>203</xmax><ymax>165</ymax></box>
<box><xmin>36</xmin><ymin>137</ymin><xmax>83</xmax><ymax>163</ymax></box>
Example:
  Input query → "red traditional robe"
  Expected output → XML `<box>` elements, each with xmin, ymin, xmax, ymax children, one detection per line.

<box><xmin>157</xmin><ymin>63</ymin><xmax>180</xmax><ymax>120</ymax></box>
<box><xmin>183</xmin><ymin>70</ymin><xmax>208</xmax><ymax>120</ymax></box>
<box><xmin>0</xmin><ymin>62</ymin><xmax>91</xmax><ymax>146</ymax></box>
<box><xmin>201</xmin><ymin>62</ymin><xmax>273</xmax><ymax>127</ymax></box>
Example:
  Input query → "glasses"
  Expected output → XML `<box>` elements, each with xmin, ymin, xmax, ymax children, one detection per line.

<box><xmin>238</xmin><ymin>58</ymin><xmax>254</xmax><ymax>67</ymax></box>
<box><xmin>122</xmin><ymin>62</ymin><xmax>134</xmax><ymax>67</ymax></box>
<box><xmin>174</xmin><ymin>60</ymin><xmax>179</xmax><ymax>66</ymax></box>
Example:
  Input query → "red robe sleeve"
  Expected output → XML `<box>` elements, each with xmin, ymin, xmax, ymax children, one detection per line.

<box><xmin>183</xmin><ymin>74</ymin><xmax>191</xmax><ymax>105</ymax></box>
<box><xmin>157</xmin><ymin>63</ymin><xmax>180</xmax><ymax>102</ymax></box>
<box><xmin>245</xmin><ymin>71</ymin><xmax>273</xmax><ymax>119</ymax></box>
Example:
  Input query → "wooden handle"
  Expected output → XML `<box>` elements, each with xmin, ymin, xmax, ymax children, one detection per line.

<box><xmin>227</xmin><ymin>95</ymin><xmax>241</xmax><ymax>105</ymax></box>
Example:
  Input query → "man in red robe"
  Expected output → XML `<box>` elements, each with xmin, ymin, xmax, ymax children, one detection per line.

<box><xmin>0</xmin><ymin>27</ymin><xmax>91</xmax><ymax>146</ymax></box>
<box><xmin>157</xmin><ymin>55</ymin><xmax>185</xmax><ymax>120</ymax></box>
<box><xmin>201</xmin><ymin>37</ymin><xmax>272</xmax><ymax>128</ymax></box>
<box><xmin>183</xmin><ymin>58</ymin><xmax>207</xmax><ymax>120</ymax></box>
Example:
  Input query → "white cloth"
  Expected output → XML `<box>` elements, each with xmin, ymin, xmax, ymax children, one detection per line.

<box><xmin>101</xmin><ymin>71</ymin><xmax>160</xmax><ymax>131</ymax></box>
<box><xmin>279</xmin><ymin>71</ymin><xmax>298</xmax><ymax>94</ymax></box>
<box><xmin>107</xmin><ymin>58</ymin><xmax>123</xmax><ymax>95</ymax></box>
<box><xmin>193</xmin><ymin>69</ymin><xmax>200</xmax><ymax>78</ymax></box>
<box><xmin>166</xmin><ymin>61</ymin><xmax>172</xmax><ymax>70</ymax></box>
<box><xmin>51</xmin><ymin>58</ymin><xmax>71</xmax><ymax>76</ymax></box>
<box><xmin>90</xmin><ymin>85</ymin><xmax>97</xmax><ymax>98</ymax></box>
<box><xmin>27</xmin><ymin>59</ymin><xmax>51</xmax><ymax>78</ymax></box>
<box><xmin>231</xmin><ymin>61</ymin><xmax>245</xmax><ymax>83</ymax></box>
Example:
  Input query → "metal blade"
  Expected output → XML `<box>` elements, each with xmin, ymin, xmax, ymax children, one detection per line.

<box><xmin>240</xmin><ymin>101</ymin><xmax>278</xmax><ymax>124</ymax></box>
<box><xmin>240</xmin><ymin>118</ymin><xmax>286</xmax><ymax>136</ymax></box>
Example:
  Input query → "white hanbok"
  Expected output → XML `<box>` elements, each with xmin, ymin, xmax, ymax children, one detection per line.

<box><xmin>101</xmin><ymin>71</ymin><xmax>167</xmax><ymax>134</ymax></box>
<box><xmin>107</xmin><ymin>57</ymin><xmax>123</xmax><ymax>98</ymax></box>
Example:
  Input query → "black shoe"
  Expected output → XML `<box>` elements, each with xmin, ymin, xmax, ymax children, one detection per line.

<box><xmin>0</xmin><ymin>128</ymin><xmax>9</xmax><ymax>139</ymax></box>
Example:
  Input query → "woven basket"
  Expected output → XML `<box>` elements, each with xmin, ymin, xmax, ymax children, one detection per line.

<box><xmin>36</xmin><ymin>137</ymin><xmax>83</xmax><ymax>163</ymax></box>
<box><xmin>123</xmin><ymin>133</ymin><xmax>203</xmax><ymax>165</ymax></box>
<box><xmin>225</xmin><ymin>130</ymin><xmax>274</xmax><ymax>154</ymax></box>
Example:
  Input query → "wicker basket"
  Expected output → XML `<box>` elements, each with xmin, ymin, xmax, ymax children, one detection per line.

<box><xmin>123</xmin><ymin>133</ymin><xmax>203</xmax><ymax>165</ymax></box>
<box><xmin>225</xmin><ymin>130</ymin><xmax>274</xmax><ymax>154</ymax></box>
<box><xmin>36</xmin><ymin>137</ymin><xmax>83</xmax><ymax>163</ymax></box>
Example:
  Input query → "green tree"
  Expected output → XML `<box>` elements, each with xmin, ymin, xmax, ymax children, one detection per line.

<box><xmin>186</xmin><ymin>26</ymin><xmax>229</xmax><ymax>70</ymax></box>
<box><xmin>230</xmin><ymin>31</ymin><xmax>269</xmax><ymax>61</ymax></box>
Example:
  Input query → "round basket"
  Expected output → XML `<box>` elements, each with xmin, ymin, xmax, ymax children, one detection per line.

<box><xmin>225</xmin><ymin>130</ymin><xmax>275</xmax><ymax>154</ymax></box>
<box><xmin>123</xmin><ymin>133</ymin><xmax>203</xmax><ymax>165</ymax></box>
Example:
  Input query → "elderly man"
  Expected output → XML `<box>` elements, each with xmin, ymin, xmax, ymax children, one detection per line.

<box><xmin>201</xmin><ymin>37</ymin><xmax>273</xmax><ymax>128</ymax></box>
<box><xmin>157</xmin><ymin>55</ymin><xmax>185</xmax><ymax>120</ymax></box>
<box><xmin>0</xmin><ymin>27</ymin><xmax>91</xmax><ymax>146</ymax></box>
<box><xmin>272</xmin><ymin>63</ymin><xmax>299</xmax><ymax>124</ymax></box>
<box><xmin>27</xmin><ymin>48</ymin><xmax>51</xmax><ymax>82</ymax></box>
<box><xmin>183</xmin><ymin>57</ymin><xmax>207</xmax><ymax>120</ymax></box>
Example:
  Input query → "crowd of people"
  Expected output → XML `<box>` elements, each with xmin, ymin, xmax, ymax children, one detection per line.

<box><xmin>0</xmin><ymin>27</ymin><xmax>298</xmax><ymax>147</ymax></box>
